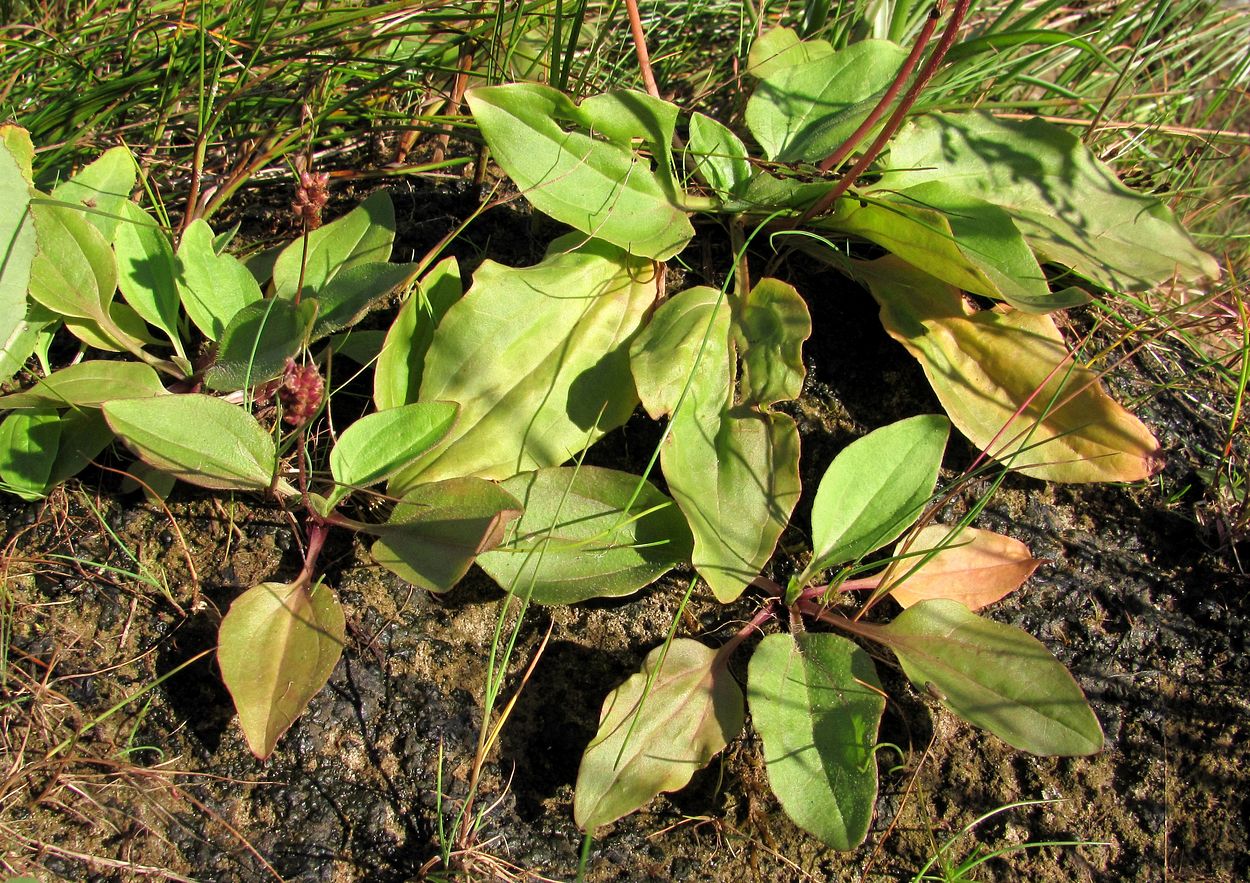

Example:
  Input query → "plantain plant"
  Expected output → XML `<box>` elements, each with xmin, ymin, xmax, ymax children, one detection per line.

<box><xmin>0</xmin><ymin>13</ymin><xmax>1220</xmax><ymax>857</ymax></box>
<box><xmin>0</xmin><ymin>127</ymin><xmax>523</xmax><ymax>759</ymax></box>
<box><xmin>438</xmin><ymin>21</ymin><xmax>1216</xmax><ymax>852</ymax></box>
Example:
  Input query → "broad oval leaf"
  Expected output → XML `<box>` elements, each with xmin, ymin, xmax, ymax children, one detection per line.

<box><xmin>49</xmin><ymin>145</ymin><xmax>135</xmax><ymax>243</ymax></box>
<box><xmin>29</xmin><ymin>200</ymin><xmax>117</xmax><ymax>322</ymax></box>
<box><xmin>875</xmin><ymin>113</ymin><xmax>1218</xmax><ymax>289</ymax></box>
<box><xmin>746</xmin><ymin>39</ymin><xmax>909</xmax><ymax>163</ymax></box>
<box><xmin>1</xmin><ymin>124</ymin><xmax>35</xmax><ymax>182</ymax></box>
<box><xmin>737</xmin><ymin>277</ymin><xmax>811</xmax><ymax>405</ymax></box>
<box><xmin>820</xmin><ymin>190</ymin><xmax>1089</xmax><ymax>313</ymax></box>
<box><xmin>272</xmin><ymin>190</ymin><xmax>395</xmax><ymax>300</ymax></box>
<box><xmin>821</xmin><ymin>197</ymin><xmax>997</xmax><ymax>299</ymax></box>
<box><xmin>327</xmin><ymin>401</ymin><xmax>457</xmax><ymax>506</ymax></box>
<box><xmin>880</xmin><ymin>524</ymin><xmax>1041</xmax><ymax>610</ymax></box>
<box><xmin>746</xmin><ymin>26</ymin><xmax>835</xmax><ymax>79</ymax></box>
<box><xmin>686</xmin><ymin>113</ymin><xmax>751</xmax><ymax>200</ymax></box>
<box><xmin>864</xmin><ymin>256</ymin><xmax>1164</xmax><ymax>482</ymax></box>
<box><xmin>476</xmin><ymin>466</ymin><xmax>693</xmax><ymax>605</ymax></box>
<box><xmin>204</xmin><ymin>297</ymin><xmax>317</xmax><ymax>392</ymax></box>
<box><xmin>374</xmin><ymin>256</ymin><xmax>462</xmax><ymax>411</ymax></box>
<box><xmin>879</xmin><ymin>599</ymin><xmax>1103</xmax><ymax>756</ymax></box>
<box><xmin>63</xmin><ymin>302</ymin><xmax>157</xmax><ymax>353</ymax></box>
<box><xmin>309</xmin><ymin>260</ymin><xmax>417</xmax><ymax>341</ymax></box>
<box><xmin>390</xmin><ymin>237</ymin><xmax>656</xmax><ymax>489</ymax></box>
<box><xmin>103</xmin><ymin>394</ymin><xmax>275</xmax><ymax>491</ymax></box>
<box><xmin>175</xmin><ymin>219</ymin><xmax>263</xmax><ymax>340</ymax></box>
<box><xmin>114</xmin><ymin>201</ymin><xmax>184</xmax><ymax>353</ymax></box>
<box><xmin>0</xmin><ymin>408</ymin><xmax>61</xmax><ymax>500</ymax></box>
<box><xmin>629</xmin><ymin>285</ymin><xmax>730</xmax><ymax>420</ymax></box>
<box><xmin>575</xmin><ymin>639</ymin><xmax>744</xmax><ymax>831</ymax></box>
<box><xmin>736</xmin><ymin>171</ymin><xmax>833</xmax><ymax>213</ymax></box>
<box><xmin>218</xmin><ymin>580</ymin><xmax>345</xmax><ymax>760</ymax></box>
<box><xmin>0</xmin><ymin>361</ymin><xmax>165</xmax><ymax>408</ymax></box>
<box><xmin>748</xmin><ymin>632</ymin><xmax>885</xmax><ymax>850</ymax></box>
<box><xmin>467</xmin><ymin>84</ymin><xmax>693</xmax><ymax>260</ymax></box>
<box><xmin>1</xmin><ymin>305</ymin><xmax>55</xmax><ymax>388</ymax></box>
<box><xmin>329</xmin><ymin>329</ymin><xmax>386</xmax><ymax>366</ymax></box>
<box><xmin>370</xmin><ymin>476</ymin><xmax>522</xmax><ymax>593</ymax></box>
<box><xmin>668</xmin><ymin>405</ymin><xmax>801</xmax><ymax>603</ymax></box>
<box><xmin>631</xmin><ymin>285</ymin><xmax>801</xmax><ymax>603</ymax></box>
<box><xmin>809</xmin><ymin>414</ymin><xmax>949</xmax><ymax>575</ymax></box>
<box><xmin>889</xmin><ymin>182</ymin><xmax>1083</xmax><ymax>313</ymax></box>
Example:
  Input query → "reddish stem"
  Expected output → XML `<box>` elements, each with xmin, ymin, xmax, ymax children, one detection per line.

<box><xmin>624</xmin><ymin>0</ymin><xmax>661</xmax><ymax>99</ymax></box>
<box><xmin>801</xmin><ymin>0</ymin><xmax>972</xmax><ymax>223</ymax></box>
<box><xmin>295</xmin><ymin>519</ymin><xmax>329</xmax><ymax>590</ymax></box>
<box><xmin>815</xmin><ymin>11</ymin><xmax>941</xmax><ymax>175</ymax></box>
<box><xmin>717</xmin><ymin>604</ymin><xmax>779</xmax><ymax>664</ymax></box>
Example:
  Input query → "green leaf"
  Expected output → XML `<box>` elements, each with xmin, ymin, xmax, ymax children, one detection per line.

<box><xmin>477</xmin><ymin>466</ymin><xmax>693</xmax><ymax>605</ymax></box>
<box><xmin>864</xmin><ymin>256</ymin><xmax>1164</xmax><ymax>482</ymax></box>
<box><xmin>0</xmin><ymin>361</ymin><xmax>165</xmax><ymax>408</ymax></box>
<box><xmin>809</xmin><ymin>414</ymin><xmax>949</xmax><ymax>575</ymax></box>
<box><xmin>0</xmin><ymin>124</ymin><xmax>35</xmax><ymax>182</ymax></box>
<box><xmin>821</xmin><ymin>189</ymin><xmax>1089</xmax><ymax>312</ymax></box>
<box><xmin>327</xmin><ymin>401</ymin><xmax>457</xmax><ymax>507</ymax></box>
<box><xmin>370</xmin><ymin>477</ymin><xmax>522</xmax><ymax>593</ymax></box>
<box><xmin>878</xmin><ymin>599</ymin><xmax>1103</xmax><ymax>756</ymax></box>
<box><xmin>746</xmin><ymin>26</ymin><xmax>834</xmax><ymax>79</ymax></box>
<box><xmin>574</xmin><ymin>639</ymin><xmax>744</xmax><ymax>830</ymax></box>
<box><xmin>175</xmin><ymin>219</ymin><xmax>263</xmax><ymax>340</ymax></box>
<box><xmin>736</xmin><ymin>277</ymin><xmax>811</xmax><ymax>405</ymax></box>
<box><xmin>669</xmin><ymin>406</ymin><xmax>801</xmax><ymax>603</ymax></box>
<box><xmin>0</xmin><ymin>408</ymin><xmax>61</xmax><ymax>500</ymax></box>
<box><xmin>328</xmin><ymin>329</ymin><xmax>386</xmax><ymax>365</ymax></box>
<box><xmin>49</xmin><ymin>145</ymin><xmax>135</xmax><ymax>242</ymax></box>
<box><xmin>203</xmin><ymin>297</ymin><xmax>317</xmax><ymax>392</ymax></box>
<box><xmin>736</xmin><ymin>171</ymin><xmax>833</xmax><ymax>213</ymax></box>
<box><xmin>28</xmin><ymin>200</ymin><xmax>117</xmax><ymax>322</ymax></box>
<box><xmin>467</xmin><ymin>84</ymin><xmax>694</xmax><ymax>260</ymax></box>
<box><xmin>631</xmin><ymin>285</ymin><xmax>801</xmax><ymax>602</ymax></box>
<box><xmin>895</xmin><ymin>182</ymin><xmax>1088</xmax><ymax>311</ymax></box>
<box><xmin>374</xmin><ymin>256</ymin><xmax>462</xmax><ymax>410</ymax></box>
<box><xmin>103</xmin><ymin>394</ymin><xmax>276</xmax><ymax>492</ymax></box>
<box><xmin>112</xmin><ymin>201</ymin><xmax>184</xmax><ymax>354</ymax></box>
<box><xmin>875</xmin><ymin>113</ymin><xmax>1219</xmax><ymax>289</ymax></box>
<box><xmin>686</xmin><ymin>113</ymin><xmax>752</xmax><ymax>200</ymax></box>
<box><xmin>821</xmin><ymin>196</ymin><xmax>996</xmax><ymax>295</ymax></box>
<box><xmin>121</xmin><ymin>460</ymin><xmax>178</xmax><ymax>502</ymax></box>
<box><xmin>629</xmin><ymin>285</ymin><xmax>729</xmax><ymax>420</ymax></box>
<box><xmin>390</xmin><ymin>238</ymin><xmax>655</xmax><ymax>489</ymax></box>
<box><xmin>748</xmin><ymin>632</ymin><xmax>884</xmax><ymax>850</ymax></box>
<box><xmin>62</xmin><ymin>302</ymin><xmax>157</xmax><ymax>353</ymax></box>
<box><xmin>272</xmin><ymin>190</ymin><xmax>396</xmax><ymax>300</ymax></box>
<box><xmin>218</xmin><ymin>580</ymin><xmax>345</xmax><ymax>760</ymax></box>
<box><xmin>46</xmin><ymin>408</ymin><xmax>114</xmax><ymax>489</ymax></box>
<box><xmin>309</xmin><ymin>260</ymin><xmax>417</xmax><ymax>341</ymax></box>
<box><xmin>746</xmin><ymin>39</ymin><xmax>909</xmax><ymax>163</ymax></box>
<box><xmin>1</xmin><ymin>141</ymin><xmax>37</xmax><ymax>386</ymax></box>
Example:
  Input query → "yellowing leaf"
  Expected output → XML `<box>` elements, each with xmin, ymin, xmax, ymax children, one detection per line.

<box><xmin>575</xmin><ymin>639</ymin><xmax>744</xmax><ymax>830</ymax></box>
<box><xmin>391</xmin><ymin>237</ymin><xmax>655</xmax><ymax>489</ymax></box>
<box><xmin>863</xmin><ymin>256</ymin><xmax>1163</xmax><ymax>483</ymax></box>
<box><xmin>218</xmin><ymin>580</ymin><xmax>345</xmax><ymax>760</ymax></box>
<box><xmin>880</xmin><ymin>524</ymin><xmax>1041</xmax><ymax>610</ymax></box>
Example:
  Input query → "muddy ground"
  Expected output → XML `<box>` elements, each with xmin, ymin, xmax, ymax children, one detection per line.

<box><xmin>1</xmin><ymin>180</ymin><xmax>1247</xmax><ymax>882</ymax></box>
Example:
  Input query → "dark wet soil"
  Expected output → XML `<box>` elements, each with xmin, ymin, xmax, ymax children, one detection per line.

<box><xmin>2</xmin><ymin>180</ymin><xmax>1247</xmax><ymax>882</ymax></box>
